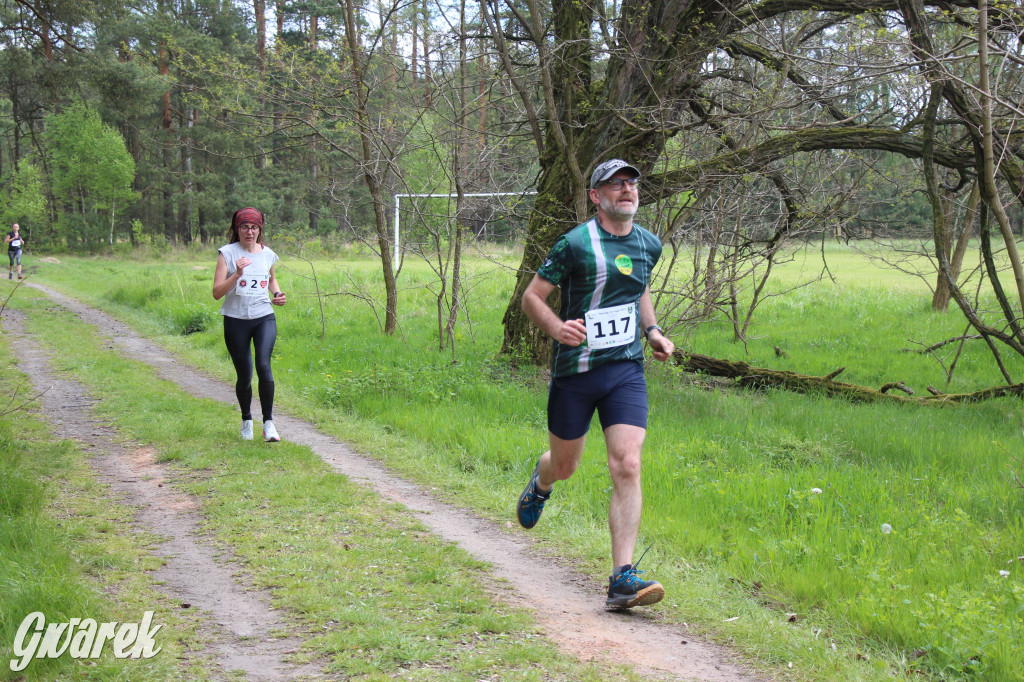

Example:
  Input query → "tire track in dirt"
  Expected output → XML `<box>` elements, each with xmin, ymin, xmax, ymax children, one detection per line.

<box><xmin>3</xmin><ymin>307</ymin><xmax>324</xmax><ymax>681</ymax></box>
<box><xmin>25</xmin><ymin>283</ymin><xmax>767</xmax><ymax>682</ymax></box>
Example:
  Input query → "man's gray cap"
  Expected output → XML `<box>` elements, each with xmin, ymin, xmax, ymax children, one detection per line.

<box><xmin>589</xmin><ymin>159</ymin><xmax>641</xmax><ymax>189</ymax></box>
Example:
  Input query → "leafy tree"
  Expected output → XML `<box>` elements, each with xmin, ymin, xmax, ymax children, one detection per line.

<box><xmin>484</xmin><ymin>0</ymin><xmax>1024</xmax><ymax>365</ymax></box>
<box><xmin>0</xmin><ymin>162</ymin><xmax>47</xmax><ymax>233</ymax></box>
<box><xmin>44</xmin><ymin>102</ymin><xmax>137</xmax><ymax>248</ymax></box>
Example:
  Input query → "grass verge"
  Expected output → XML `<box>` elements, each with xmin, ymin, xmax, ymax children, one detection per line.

<box><xmin>0</xmin><ymin>291</ymin><xmax>204</xmax><ymax>681</ymax></box>
<box><xmin>22</xmin><ymin>249</ymin><xmax>1024</xmax><ymax>680</ymax></box>
<box><xmin>5</xmin><ymin>284</ymin><xmax>631</xmax><ymax>681</ymax></box>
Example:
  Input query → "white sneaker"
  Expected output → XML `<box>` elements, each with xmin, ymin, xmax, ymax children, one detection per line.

<box><xmin>263</xmin><ymin>420</ymin><xmax>280</xmax><ymax>442</ymax></box>
<box><xmin>240</xmin><ymin>419</ymin><xmax>254</xmax><ymax>440</ymax></box>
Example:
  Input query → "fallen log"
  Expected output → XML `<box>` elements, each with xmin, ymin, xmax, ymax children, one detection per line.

<box><xmin>672</xmin><ymin>351</ymin><xmax>1024</xmax><ymax>404</ymax></box>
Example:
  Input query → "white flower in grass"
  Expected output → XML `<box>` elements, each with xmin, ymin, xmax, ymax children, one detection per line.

<box><xmin>880</xmin><ymin>523</ymin><xmax>893</xmax><ymax>535</ymax></box>
<box><xmin>999</xmin><ymin>570</ymin><xmax>1010</xmax><ymax>577</ymax></box>
<box><xmin>811</xmin><ymin>487</ymin><xmax>823</xmax><ymax>495</ymax></box>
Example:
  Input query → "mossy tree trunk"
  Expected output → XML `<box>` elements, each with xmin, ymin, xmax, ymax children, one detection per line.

<box><xmin>499</xmin><ymin>0</ymin><xmax>742</xmax><ymax>361</ymax></box>
<box><xmin>496</xmin><ymin>0</ymin><xmax>1023</xmax><ymax>368</ymax></box>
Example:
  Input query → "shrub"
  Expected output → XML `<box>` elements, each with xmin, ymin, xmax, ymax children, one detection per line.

<box><xmin>171</xmin><ymin>303</ymin><xmax>216</xmax><ymax>335</ymax></box>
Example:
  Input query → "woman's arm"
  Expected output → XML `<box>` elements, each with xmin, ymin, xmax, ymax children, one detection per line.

<box><xmin>268</xmin><ymin>265</ymin><xmax>286</xmax><ymax>305</ymax></box>
<box><xmin>213</xmin><ymin>253</ymin><xmax>242</xmax><ymax>301</ymax></box>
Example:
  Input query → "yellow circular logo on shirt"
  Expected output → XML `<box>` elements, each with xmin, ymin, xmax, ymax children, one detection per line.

<box><xmin>614</xmin><ymin>254</ymin><xmax>633</xmax><ymax>275</ymax></box>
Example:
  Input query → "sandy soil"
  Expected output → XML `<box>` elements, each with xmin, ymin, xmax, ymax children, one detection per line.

<box><xmin>9</xmin><ymin>283</ymin><xmax>768</xmax><ymax>682</ymax></box>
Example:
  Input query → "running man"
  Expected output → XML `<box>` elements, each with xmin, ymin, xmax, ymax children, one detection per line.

<box><xmin>516</xmin><ymin>158</ymin><xmax>675</xmax><ymax>609</ymax></box>
<box><xmin>6</xmin><ymin>223</ymin><xmax>25</xmax><ymax>279</ymax></box>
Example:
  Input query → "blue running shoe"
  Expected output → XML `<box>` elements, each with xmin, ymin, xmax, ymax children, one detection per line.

<box><xmin>516</xmin><ymin>459</ymin><xmax>551</xmax><ymax>529</ymax></box>
<box><xmin>606</xmin><ymin>548</ymin><xmax>664</xmax><ymax>609</ymax></box>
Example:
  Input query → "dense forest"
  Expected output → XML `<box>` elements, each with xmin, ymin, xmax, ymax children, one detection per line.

<box><xmin>0</xmin><ymin>0</ymin><xmax>537</xmax><ymax>251</ymax></box>
<box><xmin>1</xmin><ymin>0</ymin><xmax>1020</xmax><ymax>250</ymax></box>
<box><xmin>1</xmin><ymin>0</ymin><xmax>1022</xmax><ymax>363</ymax></box>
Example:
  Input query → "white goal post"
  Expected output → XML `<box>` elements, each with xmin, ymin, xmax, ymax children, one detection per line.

<box><xmin>392</xmin><ymin>191</ymin><xmax>537</xmax><ymax>267</ymax></box>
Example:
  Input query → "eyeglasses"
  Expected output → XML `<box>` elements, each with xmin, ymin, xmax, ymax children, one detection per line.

<box><xmin>238</xmin><ymin>225</ymin><xmax>261</xmax><ymax>232</ymax></box>
<box><xmin>599</xmin><ymin>177</ymin><xmax>639</xmax><ymax>190</ymax></box>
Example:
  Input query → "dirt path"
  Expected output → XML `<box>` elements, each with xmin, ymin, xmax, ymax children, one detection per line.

<box><xmin>20</xmin><ymin>283</ymin><xmax>766</xmax><ymax>682</ymax></box>
<box><xmin>3</xmin><ymin>306</ymin><xmax>325</xmax><ymax>681</ymax></box>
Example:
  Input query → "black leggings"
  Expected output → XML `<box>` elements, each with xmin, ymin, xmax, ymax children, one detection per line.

<box><xmin>223</xmin><ymin>314</ymin><xmax>276</xmax><ymax>422</ymax></box>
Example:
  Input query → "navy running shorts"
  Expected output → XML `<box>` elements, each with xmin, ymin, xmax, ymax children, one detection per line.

<box><xmin>547</xmin><ymin>360</ymin><xmax>648</xmax><ymax>440</ymax></box>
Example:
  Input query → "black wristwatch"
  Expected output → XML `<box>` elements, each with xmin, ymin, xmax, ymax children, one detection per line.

<box><xmin>645</xmin><ymin>324</ymin><xmax>663</xmax><ymax>338</ymax></box>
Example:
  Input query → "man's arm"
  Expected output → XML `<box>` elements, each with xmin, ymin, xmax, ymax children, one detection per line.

<box><xmin>521</xmin><ymin>274</ymin><xmax>587</xmax><ymax>347</ymax></box>
<box><xmin>638</xmin><ymin>286</ymin><xmax>674</xmax><ymax>362</ymax></box>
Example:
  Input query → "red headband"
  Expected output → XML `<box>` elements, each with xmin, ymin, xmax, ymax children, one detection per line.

<box><xmin>234</xmin><ymin>208</ymin><xmax>263</xmax><ymax>229</ymax></box>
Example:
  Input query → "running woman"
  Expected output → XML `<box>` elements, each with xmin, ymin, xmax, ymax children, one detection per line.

<box><xmin>6</xmin><ymin>223</ymin><xmax>25</xmax><ymax>279</ymax></box>
<box><xmin>516</xmin><ymin>159</ymin><xmax>675</xmax><ymax>609</ymax></box>
<box><xmin>212</xmin><ymin>208</ymin><xmax>286</xmax><ymax>442</ymax></box>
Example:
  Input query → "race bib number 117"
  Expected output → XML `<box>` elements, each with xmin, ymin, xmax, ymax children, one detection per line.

<box><xmin>585</xmin><ymin>302</ymin><xmax>636</xmax><ymax>350</ymax></box>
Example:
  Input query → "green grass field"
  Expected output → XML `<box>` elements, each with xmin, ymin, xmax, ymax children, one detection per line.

<box><xmin>0</xmin><ymin>280</ymin><xmax>624</xmax><ymax>681</ymax></box>
<box><xmin>4</xmin><ymin>241</ymin><xmax>1023</xmax><ymax>680</ymax></box>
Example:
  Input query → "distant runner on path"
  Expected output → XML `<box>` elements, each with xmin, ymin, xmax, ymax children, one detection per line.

<box><xmin>6</xmin><ymin>222</ymin><xmax>25</xmax><ymax>280</ymax></box>
<box><xmin>212</xmin><ymin>208</ymin><xmax>286</xmax><ymax>442</ymax></box>
<box><xmin>516</xmin><ymin>158</ymin><xmax>675</xmax><ymax>610</ymax></box>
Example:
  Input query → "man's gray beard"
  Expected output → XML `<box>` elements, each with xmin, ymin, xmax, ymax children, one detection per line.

<box><xmin>600</xmin><ymin>194</ymin><xmax>637</xmax><ymax>220</ymax></box>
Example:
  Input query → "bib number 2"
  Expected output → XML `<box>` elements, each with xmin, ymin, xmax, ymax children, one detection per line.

<box><xmin>585</xmin><ymin>303</ymin><xmax>636</xmax><ymax>350</ymax></box>
<box><xmin>237</xmin><ymin>272</ymin><xmax>270</xmax><ymax>299</ymax></box>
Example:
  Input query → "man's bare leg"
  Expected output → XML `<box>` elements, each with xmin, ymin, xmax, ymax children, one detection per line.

<box><xmin>536</xmin><ymin>431</ymin><xmax>587</xmax><ymax>490</ymax></box>
<box><xmin>604</xmin><ymin>423</ymin><xmax>646</xmax><ymax>567</ymax></box>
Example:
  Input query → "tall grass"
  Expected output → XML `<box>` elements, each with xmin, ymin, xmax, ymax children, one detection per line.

<box><xmin>32</xmin><ymin>243</ymin><xmax>1024</xmax><ymax>679</ymax></box>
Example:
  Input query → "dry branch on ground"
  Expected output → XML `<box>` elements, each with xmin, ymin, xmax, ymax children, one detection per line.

<box><xmin>673</xmin><ymin>351</ymin><xmax>1024</xmax><ymax>404</ymax></box>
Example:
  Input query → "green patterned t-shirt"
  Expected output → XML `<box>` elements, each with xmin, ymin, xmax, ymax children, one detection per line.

<box><xmin>536</xmin><ymin>218</ymin><xmax>662</xmax><ymax>377</ymax></box>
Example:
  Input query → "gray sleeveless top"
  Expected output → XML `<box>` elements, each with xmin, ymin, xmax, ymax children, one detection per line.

<box><xmin>218</xmin><ymin>242</ymin><xmax>279</xmax><ymax>320</ymax></box>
